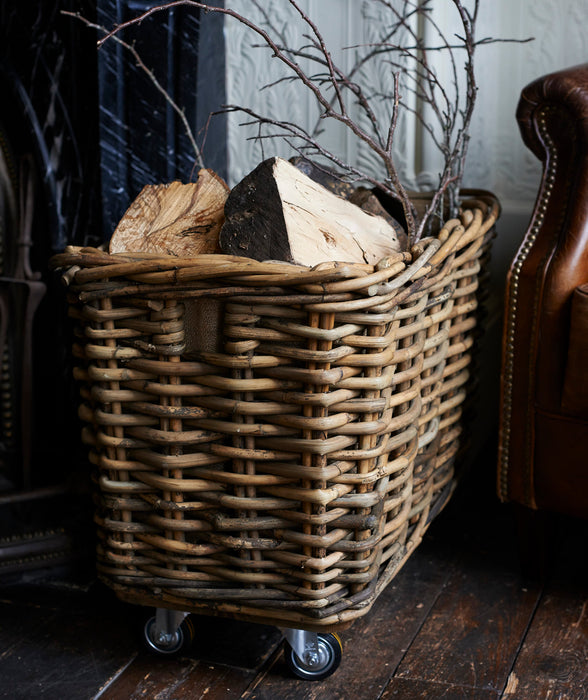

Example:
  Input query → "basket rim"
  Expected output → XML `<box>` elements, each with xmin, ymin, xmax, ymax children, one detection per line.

<box><xmin>50</xmin><ymin>192</ymin><xmax>499</xmax><ymax>295</ymax></box>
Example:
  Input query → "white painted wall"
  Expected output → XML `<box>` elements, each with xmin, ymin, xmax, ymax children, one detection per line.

<box><xmin>225</xmin><ymin>0</ymin><xmax>586</xmax><ymax>271</ymax></box>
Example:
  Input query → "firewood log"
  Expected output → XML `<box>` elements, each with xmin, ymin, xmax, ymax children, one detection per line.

<box><xmin>109</xmin><ymin>169</ymin><xmax>229</xmax><ymax>256</ymax></box>
<box><xmin>219</xmin><ymin>157</ymin><xmax>402</xmax><ymax>266</ymax></box>
<box><xmin>290</xmin><ymin>157</ymin><xmax>408</xmax><ymax>250</ymax></box>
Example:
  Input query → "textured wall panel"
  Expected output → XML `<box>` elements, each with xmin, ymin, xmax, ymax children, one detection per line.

<box><xmin>226</xmin><ymin>0</ymin><xmax>587</xmax><ymax>213</ymax></box>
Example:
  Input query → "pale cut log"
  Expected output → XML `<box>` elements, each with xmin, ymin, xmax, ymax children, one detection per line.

<box><xmin>219</xmin><ymin>157</ymin><xmax>401</xmax><ymax>266</ymax></box>
<box><xmin>109</xmin><ymin>169</ymin><xmax>229</xmax><ymax>256</ymax></box>
<box><xmin>290</xmin><ymin>157</ymin><xmax>408</xmax><ymax>251</ymax></box>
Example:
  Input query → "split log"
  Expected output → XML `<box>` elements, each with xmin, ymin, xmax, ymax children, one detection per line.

<box><xmin>219</xmin><ymin>157</ymin><xmax>402</xmax><ymax>267</ymax></box>
<box><xmin>290</xmin><ymin>157</ymin><xmax>408</xmax><ymax>250</ymax></box>
<box><xmin>109</xmin><ymin>169</ymin><xmax>229</xmax><ymax>256</ymax></box>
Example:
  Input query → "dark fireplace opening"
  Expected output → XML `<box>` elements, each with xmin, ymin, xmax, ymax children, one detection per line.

<box><xmin>0</xmin><ymin>0</ymin><xmax>227</xmax><ymax>581</ymax></box>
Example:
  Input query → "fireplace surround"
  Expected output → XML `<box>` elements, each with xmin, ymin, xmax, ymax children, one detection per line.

<box><xmin>0</xmin><ymin>0</ymin><xmax>226</xmax><ymax>577</ymax></box>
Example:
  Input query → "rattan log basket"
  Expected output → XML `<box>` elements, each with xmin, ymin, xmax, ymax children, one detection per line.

<box><xmin>51</xmin><ymin>191</ymin><xmax>499</xmax><ymax>632</ymax></box>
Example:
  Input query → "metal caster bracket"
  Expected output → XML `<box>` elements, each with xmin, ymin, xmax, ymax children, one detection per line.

<box><xmin>283</xmin><ymin>627</ymin><xmax>321</xmax><ymax>668</ymax></box>
<box><xmin>153</xmin><ymin>608</ymin><xmax>190</xmax><ymax>648</ymax></box>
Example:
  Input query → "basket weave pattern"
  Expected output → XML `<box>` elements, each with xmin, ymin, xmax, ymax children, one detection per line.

<box><xmin>54</xmin><ymin>193</ymin><xmax>498</xmax><ymax>629</ymax></box>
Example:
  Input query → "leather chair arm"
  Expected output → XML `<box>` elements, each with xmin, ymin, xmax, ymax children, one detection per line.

<box><xmin>498</xmin><ymin>64</ymin><xmax>588</xmax><ymax>507</ymax></box>
<box><xmin>512</xmin><ymin>63</ymin><xmax>588</xmax><ymax>410</ymax></box>
<box><xmin>516</xmin><ymin>63</ymin><xmax>588</xmax><ymax>162</ymax></box>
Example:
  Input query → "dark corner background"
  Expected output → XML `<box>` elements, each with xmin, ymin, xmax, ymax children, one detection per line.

<box><xmin>0</xmin><ymin>0</ymin><xmax>226</xmax><ymax>579</ymax></box>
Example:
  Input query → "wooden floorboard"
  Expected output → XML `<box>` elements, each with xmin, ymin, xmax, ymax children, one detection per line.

<box><xmin>500</xmin><ymin>517</ymin><xmax>588</xmax><ymax>700</ymax></box>
<box><xmin>501</xmin><ymin>590</ymin><xmax>588</xmax><ymax>699</ymax></box>
<box><xmin>392</xmin><ymin>567</ymin><xmax>541</xmax><ymax>695</ymax></box>
<box><xmin>96</xmin><ymin>654</ymin><xmax>258</xmax><ymax>700</ymax></box>
<box><xmin>238</xmin><ymin>544</ymin><xmax>453</xmax><ymax>700</ymax></box>
<box><xmin>390</xmin><ymin>488</ymin><xmax>545</xmax><ymax>697</ymax></box>
<box><xmin>0</xmin><ymin>586</ymin><xmax>137</xmax><ymax>700</ymax></box>
<box><xmin>98</xmin><ymin>615</ymin><xmax>283</xmax><ymax>700</ymax></box>
<box><xmin>380</xmin><ymin>677</ymin><xmax>500</xmax><ymax>699</ymax></box>
<box><xmin>0</xmin><ymin>446</ymin><xmax>586</xmax><ymax>699</ymax></box>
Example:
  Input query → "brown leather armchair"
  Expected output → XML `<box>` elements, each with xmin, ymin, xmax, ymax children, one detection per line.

<box><xmin>498</xmin><ymin>63</ymin><xmax>588</xmax><ymax>522</ymax></box>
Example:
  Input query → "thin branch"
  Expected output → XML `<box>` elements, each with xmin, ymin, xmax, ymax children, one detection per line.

<box><xmin>287</xmin><ymin>0</ymin><xmax>347</xmax><ymax>116</ymax></box>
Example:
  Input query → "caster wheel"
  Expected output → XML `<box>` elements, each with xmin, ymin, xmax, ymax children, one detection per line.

<box><xmin>142</xmin><ymin>614</ymin><xmax>195</xmax><ymax>657</ymax></box>
<box><xmin>285</xmin><ymin>632</ymin><xmax>342</xmax><ymax>681</ymax></box>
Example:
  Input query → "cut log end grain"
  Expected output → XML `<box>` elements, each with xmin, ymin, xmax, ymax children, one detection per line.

<box><xmin>219</xmin><ymin>157</ymin><xmax>402</xmax><ymax>267</ymax></box>
<box><xmin>109</xmin><ymin>169</ymin><xmax>229</xmax><ymax>256</ymax></box>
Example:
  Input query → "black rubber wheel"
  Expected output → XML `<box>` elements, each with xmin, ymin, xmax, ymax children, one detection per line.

<box><xmin>142</xmin><ymin>615</ymin><xmax>195</xmax><ymax>657</ymax></box>
<box><xmin>284</xmin><ymin>632</ymin><xmax>342</xmax><ymax>680</ymax></box>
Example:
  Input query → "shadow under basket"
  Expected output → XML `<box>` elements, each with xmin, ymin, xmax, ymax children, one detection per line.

<box><xmin>51</xmin><ymin>191</ymin><xmax>499</xmax><ymax>632</ymax></box>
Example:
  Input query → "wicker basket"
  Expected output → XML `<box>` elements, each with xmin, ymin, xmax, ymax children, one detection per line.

<box><xmin>52</xmin><ymin>191</ymin><xmax>499</xmax><ymax>631</ymax></box>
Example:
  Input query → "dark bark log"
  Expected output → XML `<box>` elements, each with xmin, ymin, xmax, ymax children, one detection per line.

<box><xmin>219</xmin><ymin>157</ymin><xmax>402</xmax><ymax>266</ymax></box>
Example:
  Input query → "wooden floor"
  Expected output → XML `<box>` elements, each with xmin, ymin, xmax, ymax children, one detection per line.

<box><xmin>1</xmin><ymin>446</ymin><xmax>586</xmax><ymax>700</ymax></box>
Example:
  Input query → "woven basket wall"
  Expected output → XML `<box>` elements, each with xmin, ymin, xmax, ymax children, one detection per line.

<box><xmin>52</xmin><ymin>191</ymin><xmax>499</xmax><ymax>631</ymax></box>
